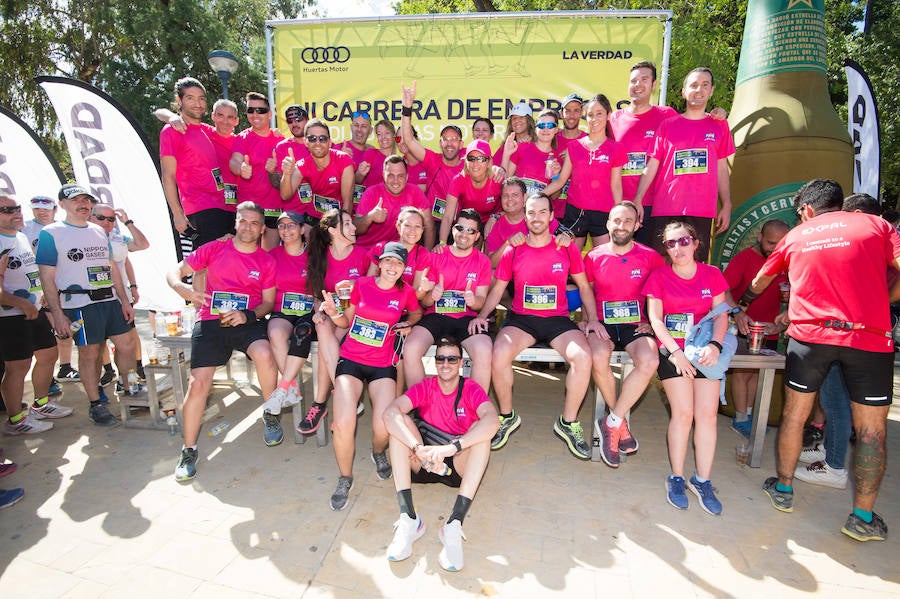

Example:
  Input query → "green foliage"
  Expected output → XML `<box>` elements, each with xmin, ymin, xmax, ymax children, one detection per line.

<box><xmin>0</xmin><ymin>0</ymin><xmax>313</xmax><ymax>180</ymax></box>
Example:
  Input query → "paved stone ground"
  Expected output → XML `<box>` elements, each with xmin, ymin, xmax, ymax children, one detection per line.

<box><xmin>0</xmin><ymin>314</ymin><xmax>897</xmax><ymax>598</ymax></box>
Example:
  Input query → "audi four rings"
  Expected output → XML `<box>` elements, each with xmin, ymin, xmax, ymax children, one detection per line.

<box><xmin>301</xmin><ymin>46</ymin><xmax>351</xmax><ymax>64</ymax></box>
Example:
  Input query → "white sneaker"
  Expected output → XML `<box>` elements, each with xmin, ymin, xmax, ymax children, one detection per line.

<box><xmin>263</xmin><ymin>388</ymin><xmax>287</xmax><ymax>414</ymax></box>
<box><xmin>438</xmin><ymin>520</ymin><xmax>467</xmax><ymax>572</ymax></box>
<box><xmin>794</xmin><ymin>460</ymin><xmax>848</xmax><ymax>489</ymax></box>
<box><xmin>798</xmin><ymin>442</ymin><xmax>826</xmax><ymax>464</ymax></box>
<box><xmin>386</xmin><ymin>513</ymin><xmax>425</xmax><ymax>561</ymax></box>
<box><xmin>30</xmin><ymin>400</ymin><xmax>74</xmax><ymax>419</ymax></box>
<box><xmin>4</xmin><ymin>412</ymin><xmax>53</xmax><ymax>435</ymax></box>
<box><xmin>282</xmin><ymin>383</ymin><xmax>301</xmax><ymax>408</ymax></box>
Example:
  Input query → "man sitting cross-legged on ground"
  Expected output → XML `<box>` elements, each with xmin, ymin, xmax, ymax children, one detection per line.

<box><xmin>468</xmin><ymin>192</ymin><xmax>603</xmax><ymax>459</ymax></box>
<box><xmin>166</xmin><ymin>201</ymin><xmax>279</xmax><ymax>482</ymax></box>
<box><xmin>382</xmin><ymin>337</ymin><xmax>499</xmax><ymax>572</ymax></box>
<box><xmin>585</xmin><ymin>201</ymin><xmax>664</xmax><ymax>467</ymax></box>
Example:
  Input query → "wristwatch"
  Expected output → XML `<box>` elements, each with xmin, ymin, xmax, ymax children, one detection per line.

<box><xmin>452</xmin><ymin>439</ymin><xmax>463</xmax><ymax>454</ymax></box>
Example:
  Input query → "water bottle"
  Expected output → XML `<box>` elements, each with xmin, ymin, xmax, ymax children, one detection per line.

<box><xmin>181</xmin><ymin>306</ymin><xmax>196</xmax><ymax>333</ymax></box>
<box><xmin>436</xmin><ymin>462</ymin><xmax>452</xmax><ymax>477</ymax></box>
<box><xmin>208</xmin><ymin>421</ymin><xmax>230</xmax><ymax>437</ymax></box>
<box><xmin>70</xmin><ymin>319</ymin><xmax>83</xmax><ymax>333</ymax></box>
<box><xmin>166</xmin><ymin>412</ymin><xmax>178</xmax><ymax>436</ymax></box>
<box><xmin>126</xmin><ymin>369</ymin><xmax>140</xmax><ymax>394</ymax></box>
<box><xmin>544</xmin><ymin>152</ymin><xmax>556</xmax><ymax>180</ymax></box>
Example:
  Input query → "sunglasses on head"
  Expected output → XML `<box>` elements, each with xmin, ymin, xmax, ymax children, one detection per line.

<box><xmin>306</xmin><ymin>134</ymin><xmax>329</xmax><ymax>143</ymax></box>
<box><xmin>246</xmin><ymin>106</ymin><xmax>269</xmax><ymax>115</ymax></box>
<box><xmin>0</xmin><ymin>205</ymin><xmax>22</xmax><ymax>214</ymax></box>
<box><xmin>93</xmin><ymin>215</ymin><xmax>116</xmax><ymax>222</ymax></box>
<box><xmin>453</xmin><ymin>224</ymin><xmax>477</xmax><ymax>235</ymax></box>
<box><xmin>536</xmin><ymin>122</ymin><xmax>558</xmax><ymax>130</ymax></box>
<box><xmin>466</xmin><ymin>155</ymin><xmax>489</xmax><ymax>163</ymax></box>
<box><xmin>663</xmin><ymin>235</ymin><xmax>695</xmax><ymax>249</ymax></box>
<box><xmin>351</xmin><ymin>111</ymin><xmax>370</xmax><ymax>120</ymax></box>
<box><xmin>434</xmin><ymin>355</ymin><xmax>461</xmax><ymax>364</ymax></box>
<box><xmin>32</xmin><ymin>198</ymin><xmax>54</xmax><ymax>205</ymax></box>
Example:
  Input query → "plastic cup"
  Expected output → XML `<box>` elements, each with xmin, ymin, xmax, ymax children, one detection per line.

<box><xmin>736</xmin><ymin>442</ymin><xmax>751</xmax><ymax>466</ymax></box>
<box><xmin>218</xmin><ymin>310</ymin><xmax>232</xmax><ymax>327</ymax></box>
<box><xmin>747</xmin><ymin>321</ymin><xmax>768</xmax><ymax>354</ymax></box>
<box><xmin>165</xmin><ymin>312</ymin><xmax>180</xmax><ymax>336</ymax></box>
<box><xmin>779</xmin><ymin>282</ymin><xmax>791</xmax><ymax>305</ymax></box>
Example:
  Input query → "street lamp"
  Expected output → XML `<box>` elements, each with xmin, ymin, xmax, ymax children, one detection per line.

<box><xmin>207</xmin><ymin>50</ymin><xmax>239</xmax><ymax>100</ymax></box>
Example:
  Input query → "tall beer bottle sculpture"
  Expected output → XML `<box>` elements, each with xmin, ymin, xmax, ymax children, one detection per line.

<box><xmin>713</xmin><ymin>0</ymin><xmax>853</xmax><ymax>269</ymax></box>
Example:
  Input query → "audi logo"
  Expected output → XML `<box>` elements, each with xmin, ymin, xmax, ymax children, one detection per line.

<box><xmin>301</xmin><ymin>46</ymin><xmax>351</xmax><ymax>64</ymax></box>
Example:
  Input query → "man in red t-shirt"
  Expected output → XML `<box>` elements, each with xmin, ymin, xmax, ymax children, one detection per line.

<box><xmin>723</xmin><ymin>219</ymin><xmax>789</xmax><ymax>437</ymax></box>
<box><xmin>747</xmin><ymin>179</ymin><xmax>900</xmax><ymax>542</ymax></box>
<box><xmin>585</xmin><ymin>202</ymin><xmax>665</xmax><ymax>468</ymax></box>
<box><xmin>166</xmin><ymin>201</ymin><xmax>279</xmax><ymax>483</ymax></box>
<box><xmin>469</xmin><ymin>194</ymin><xmax>603</xmax><ymax>460</ymax></box>
<box><xmin>382</xmin><ymin>337</ymin><xmax>499</xmax><ymax>571</ymax></box>
<box><xmin>353</xmin><ymin>155</ymin><xmax>435</xmax><ymax>249</ymax></box>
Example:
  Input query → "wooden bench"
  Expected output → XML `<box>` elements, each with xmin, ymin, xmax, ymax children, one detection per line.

<box><xmin>156</xmin><ymin>334</ymin><xmax>784</xmax><ymax>467</ymax></box>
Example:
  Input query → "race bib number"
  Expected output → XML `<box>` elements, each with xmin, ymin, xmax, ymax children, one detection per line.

<box><xmin>435</xmin><ymin>290</ymin><xmax>466</xmax><ymax>314</ymax></box>
<box><xmin>431</xmin><ymin>197</ymin><xmax>446</xmax><ymax>220</ymax></box>
<box><xmin>673</xmin><ymin>149</ymin><xmax>708</xmax><ymax>175</ymax></box>
<box><xmin>623</xmin><ymin>152</ymin><xmax>647</xmax><ymax>177</ymax></box>
<box><xmin>26</xmin><ymin>270</ymin><xmax>42</xmax><ymax>293</ymax></box>
<box><xmin>520</xmin><ymin>178</ymin><xmax>547</xmax><ymax>197</ymax></box>
<box><xmin>224</xmin><ymin>183</ymin><xmax>238</xmax><ymax>205</ymax></box>
<box><xmin>523</xmin><ymin>285</ymin><xmax>557</xmax><ymax>310</ymax></box>
<box><xmin>280</xmin><ymin>292</ymin><xmax>314</xmax><ymax>316</ymax></box>
<box><xmin>211</xmin><ymin>291</ymin><xmax>249</xmax><ymax>315</ymax></box>
<box><xmin>665</xmin><ymin>313</ymin><xmax>693</xmax><ymax>339</ymax></box>
<box><xmin>353</xmin><ymin>185</ymin><xmax>366</xmax><ymax>205</ymax></box>
<box><xmin>297</xmin><ymin>183</ymin><xmax>313</xmax><ymax>203</ymax></box>
<box><xmin>603</xmin><ymin>300</ymin><xmax>640</xmax><ymax>324</ymax></box>
<box><xmin>86</xmin><ymin>265</ymin><xmax>112</xmax><ymax>287</ymax></box>
<box><xmin>313</xmin><ymin>195</ymin><xmax>340</xmax><ymax>215</ymax></box>
<box><xmin>264</xmin><ymin>208</ymin><xmax>281</xmax><ymax>218</ymax></box>
<box><xmin>349</xmin><ymin>316</ymin><xmax>388</xmax><ymax>347</ymax></box>
<box><xmin>212</xmin><ymin>167</ymin><xmax>225</xmax><ymax>191</ymax></box>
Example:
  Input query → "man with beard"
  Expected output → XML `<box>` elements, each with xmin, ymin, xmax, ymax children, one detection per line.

<box><xmin>586</xmin><ymin>202</ymin><xmax>665</xmax><ymax>468</ymax></box>
<box><xmin>468</xmin><ymin>193</ymin><xmax>601</xmax><ymax>460</ymax></box>
<box><xmin>724</xmin><ymin>219</ymin><xmax>789</xmax><ymax>437</ymax></box>
<box><xmin>555</xmin><ymin>93</ymin><xmax>586</xmax><ymax>155</ymax></box>
<box><xmin>159</xmin><ymin>78</ymin><xmax>235</xmax><ymax>247</ymax></box>
<box><xmin>271</xmin><ymin>105</ymin><xmax>311</xmax><ymax>208</ymax></box>
<box><xmin>334</xmin><ymin>110</ymin><xmax>374</xmax><ymax>170</ymax></box>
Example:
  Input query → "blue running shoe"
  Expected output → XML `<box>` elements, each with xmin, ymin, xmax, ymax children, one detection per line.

<box><xmin>666</xmin><ymin>475</ymin><xmax>689</xmax><ymax>510</ymax></box>
<box><xmin>731</xmin><ymin>417</ymin><xmax>751</xmax><ymax>438</ymax></box>
<box><xmin>689</xmin><ymin>475</ymin><xmax>723</xmax><ymax>515</ymax></box>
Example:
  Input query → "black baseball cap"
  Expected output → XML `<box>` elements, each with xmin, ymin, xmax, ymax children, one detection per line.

<box><xmin>285</xmin><ymin>105</ymin><xmax>309</xmax><ymax>120</ymax></box>
<box><xmin>378</xmin><ymin>241</ymin><xmax>408</xmax><ymax>264</ymax></box>
<box><xmin>440</xmin><ymin>124</ymin><xmax>462</xmax><ymax>139</ymax></box>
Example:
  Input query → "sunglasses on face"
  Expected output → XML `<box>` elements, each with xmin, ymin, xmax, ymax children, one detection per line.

<box><xmin>454</xmin><ymin>224</ymin><xmax>477</xmax><ymax>235</ymax></box>
<box><xmin>536</xmin><ymin>122</ymin><xmax>558</xmax><ymax>130</ymax></box>
<box><xmin>246</xmin><ymin>106</ymin><xmax>269</xmax><ymax>115</ymax></box>
<box><xmin>306</xmin><ymin>135</ymin><xmax>329</xmax><ymax>143</ymax></box>
<box><xmin>286</xmin><ymin>116</ymin><xmax>306</xmax><ymax>124</ymax></box>
<box><xmin>93</xmin><ymin>215</ymin><xmax>116</xmax><ymax>222</ymax></box>
<box><xmin>663</xmin><ymin>235</ymin><xmax>695</xmax><ymax>249</ymax></box>
<box><xmin>0</xmin><ymin>205</ymin><xmax>22</xmax><ymax>214</ymax></box>
<box><xmin>351</xmin><ymin>111</ymin><xmax>370</xmax><ymax>120</ymax></box>
<box><xmin>466</xmin><ymin>155</ymin><xmax>489</xmax><ymax>163</ymax></box>
<box><xmin>434</xmin><ymin>355</ymin><xmax>461</xmax><ymax>364</ymax></box>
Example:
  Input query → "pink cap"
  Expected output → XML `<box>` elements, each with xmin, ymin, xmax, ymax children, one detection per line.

<box><xmin>465</xmin><ymin>139</ymin><xmax>491</xmax><ymax>157</ymax></box>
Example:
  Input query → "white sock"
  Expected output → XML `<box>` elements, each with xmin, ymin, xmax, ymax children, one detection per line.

<box><xmin>735</xmin><ymin>411</ymin><xmax>748</xmax><ymax>422</ymax></box>
<box><xmin>606</xmin><ymin>412</ymin><xmax>623</xmax><ymax>428</ymax></box>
